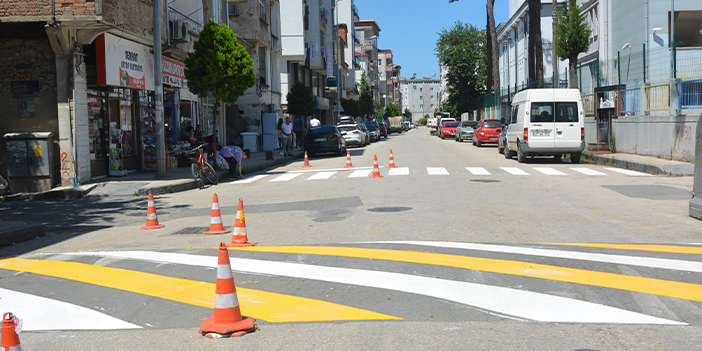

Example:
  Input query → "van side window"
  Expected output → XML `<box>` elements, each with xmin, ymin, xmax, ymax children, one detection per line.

<box><xmin>555</xmin><ymin>102</ymin><xmax>579</xmax><ymax>123</ymax></box>
<box><xmin>530</xmin><ymin>102</ymin><xmax>554</xmax><ymax>123</ymax></box>
<box><xmin>513</xmin><ymin>103</ymin><xmax>522</xmax><ymax>124</ymax></box>
<box><xmin>510</xmin><ymin>106</ymin><xmax>518</xmax><ymax>124</ymax></box>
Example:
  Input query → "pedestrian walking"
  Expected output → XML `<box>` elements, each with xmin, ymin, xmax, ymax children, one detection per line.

<box><xmin>281</xmin><ymin>117</ymin><xmax>294</xmax><ymax>156</ymax></box>
<box><xmin>276</xmin><ymin>118</ymin><xmax>285</xmax><ymax>156</ymax></box>
<box><xmin>309</xmin><ymin>115</ymin><xmax>321</xmax><ymax>128</ymax></box>
<box><xmin>220</xmin><ymin>146</ymin><xmax>251</xmax><ymax>179</ymax></box>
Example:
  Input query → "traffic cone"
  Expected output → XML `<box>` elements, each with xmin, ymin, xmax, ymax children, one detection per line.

<box><xmin>369</xmin><ymin>155</ymin><xmax>383</xmax><ymax>178</ymax></box>
<box><xmin>203</xmin><ymin>193</ymin><xmax>231</xmax><ymax>235</ymax></box>
<box><xmin>199</xmin><ymin>242</ymin><xmax>258</xmax><ymax>338</ymax></box>
<box><xmin>227</xmin><ymin>198</ymin><xmax>256</xmax><ymax>247</ymax></box>
<box><xmin>344</xmin><ymin>150</ymin><xmax>354</xmax><ymax>168</ymax></box>
<box><xmin>302</xmin><ymin>151</ymin><xmax>311</xmax><ymax>167</ymax></box>
<box><xmin>141</xmin><ymin>191</ymin><xmax>165</xmax><ymax>229</ymax></box>
<box><xmin>1</xmin><ymin>312</ymin><xmax>21</xmax><ymax>351</ymax></box>
<box><xmin>387</xmin><ymin>149</ymin><xmax>398</xmax><ymax>168</ymax></box>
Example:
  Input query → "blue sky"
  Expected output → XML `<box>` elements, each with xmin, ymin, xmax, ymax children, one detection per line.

<box><xmin>353</xmin><ymin>0</ymin><xmax>510</xmax><ymax>79</ymax></box>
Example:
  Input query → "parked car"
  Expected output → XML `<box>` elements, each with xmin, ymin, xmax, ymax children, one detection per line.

<box><xmin>364</xmin><ymin>121</ymin><xmax>381</xmax><ymax>141</ymax></box>
<box><xmin>455</xmin><ymin>120</ymin><xmax>477</xmax><ymax>142</ymax></box>
<box><xmin>338</xmin><ymin>116</ymin><xmax>356</xmax><ymax>125</ymax></box>
<box><xmin>472</xmin><ymin>119</ymin><xmax>502</xmax><ymax>147</ymax></box>
<box><xmin>357</xmin><ymin>123</ymin><xmax>371</xmax><ymax>145</ymax></box>
<box><xmin>410</xmin><ymin>123</ymin><xmax>416</xmax><ymax>129</ymax></box>
<box><xmin>440</xmin><ymin>121</ymin><xmax>459</xmax><ymax>139</ymax></box>
<box><xmin>338</xmin><ymin>124</ymin><xmax>367</xmax><ymax>147</ymax></box>
<box><xmin>497</xmin><ymin>125</ymin><xmax>508</xmax><ymax>154</ymax></box>
<box><xmin>429</xmin><ymin>119</ymin><xmax>438</xmax><ymax>132</ymax></box>
<box><xmin>402</xmin><ymin>121</ymin><xmax>410</xmax><ymax>131</ymax></box>
<box><xmin>379</xmin><ymin>122</ymin><xmax>388</xmax><ymax>138</ymax></box>
<box><xmin>437</xmin><ymin>118</ymin><xmax>456</xmax><ymax>138</ymax></box>
<box><xmin>303</xmin><ymin>125</ymin><xmax>347</xmax><ymax>156</ymax></box>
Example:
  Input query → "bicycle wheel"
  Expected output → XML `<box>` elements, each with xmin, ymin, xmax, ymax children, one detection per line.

<box><xmin>203</xmin><ymin>161</ymin><xmax>218</xmax><ymax>186</ymax></box>
<box><xmin>191</xmin><ymin>163</ymin><xmax>204</xmax><ymax>188</ymax></box>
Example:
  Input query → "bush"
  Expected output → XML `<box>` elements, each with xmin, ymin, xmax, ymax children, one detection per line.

<box><xmin>417</xmin><ymin>118</ymin><xmax>427</xmax><ymax>126</ymax></box>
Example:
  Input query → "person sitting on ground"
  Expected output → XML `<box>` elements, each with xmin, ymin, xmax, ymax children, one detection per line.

<box><xmin>219</xmin><ymin>146</ymin><xmax>251</xmax><ymax>179</ymax></box>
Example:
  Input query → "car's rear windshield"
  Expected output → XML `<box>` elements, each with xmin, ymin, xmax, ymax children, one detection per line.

<box><xmin>338</xmin><ymin>126</ymin><xmax>356</xmax><ymax>132</ymax></box>
<box><xmin>482</xmin><ymin>121</ymin><xmax>502</xmax><ymax>128</ymax></box>
<box><xmin>310</xmin><ymin>126</ymin><xmax>337</xmax><ymax>134</ymax></box>
<box><xmin>444</xmin><ymin>122</ymin><xmax>458</xmax><ymax>128</ymax></box>
<box><xmin>364</xmin><ymin>123</ymin><xmax>377</xmax><ymax>131</ymax></box>
<box><xmin>462</xmin><ymin>121</ymin><xmax>478</xmax><ymax>128</ymax></box>
<box><xmin>531</xmin><ymin>102</ymin><xmax>579</xmax><ymax>123</ymax></box>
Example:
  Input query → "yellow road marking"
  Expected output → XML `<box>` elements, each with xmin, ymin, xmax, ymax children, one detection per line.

<box><xmin>541</xmin><ymin>243</ymin><xmax>702</xmax><ymax>255</ymax></box>
<box><xmin>229</xmin><ymin>246</ymin><xmax>702</xmax><ymax>302</ymax></box>
<box><xmin>0</xmin><ymin>258</ymin><xmax>400</xmax><ymax>323</ymax></box>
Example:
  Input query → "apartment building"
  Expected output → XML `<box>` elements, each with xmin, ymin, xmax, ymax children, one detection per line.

<box><xmin>400</xmin><ymin>79</ymin><xmax>441</xmax><ymax>122</ymax></box>
<box><xmin>355</xmin><ymin>19</ymin><xmax>381</xmax><ymax>113</ymax></box>
<box><xmin>337</xmin><ymin>0</ymin><xmax>360</xmax><ymax>100</ymax></box>
<box><xmin>378</xmin><ymin>49</ymin><xmax>400</xmax><ymax>109</ymax></box>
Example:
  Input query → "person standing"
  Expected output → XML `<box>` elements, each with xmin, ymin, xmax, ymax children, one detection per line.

<box><xmin>309</xmin><ymin>115</ymin><xmax>321</xmax><ymax>128</ymax></box>
<box><xmin>276</xmin><ymin>118</ymin><xmax>285</xmax><ymax>156</ymax></box>
<box><xmin>220</xmin><ymin>146</ymin><xmax>251</xmax><ymax>179</ymax></box>
<box><xmin>293</xmin><ymin>116</ymin><xmax>306</xmax><ymax>149</ymax></box>
<box><xmin>281</xmin><ymin>117</ymin><xmax>294</xmax><ymax>156</ymax></box>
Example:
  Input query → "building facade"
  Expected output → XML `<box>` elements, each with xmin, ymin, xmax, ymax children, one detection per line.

<box><xmin>400</xmin><ymin>79</ymin><xmax>441</xmax><ymax>122</ymax></box>
<box><xmin>354</xmin><ymin>19</ymin><xmax>381</xmax><ymax>114</ymax></box>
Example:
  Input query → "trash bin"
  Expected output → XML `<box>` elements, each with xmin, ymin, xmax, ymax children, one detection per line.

<box><xmin>241</xmin><ymin>132</ymin><xmax>258</xmax><ymax>151</ymax></box>
<box><xmin>4</xmin><ymin>132</ymin><xmax>56</xmax><ymax>193</ymax></box>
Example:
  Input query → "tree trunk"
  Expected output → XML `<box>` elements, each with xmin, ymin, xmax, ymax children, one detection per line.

<box><xmin>527</xmin><ymin>0</ymin><xmax>543</xmax><ymax>87</ymax></box>
<box><xmin>485</xmin><ymin>12</ymin><xmax>492</xmax><ymax>93</ymax></box>
<box><xmin>569</xmin><ymin>56</ymin><xmax>579</xmax><ymax>89</ymax></box>
<box><xmin>487</xmin><ymin>0</ymin><xmax>499</xmax><ymax>95</ymax></box>
<box><xmin>213</xmin><ymin>98</ymin><xmax>220</xmax><ymax>134</ymax></box>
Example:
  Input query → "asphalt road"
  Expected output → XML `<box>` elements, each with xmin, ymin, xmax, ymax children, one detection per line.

<box><xmin>1</xmin><ymin>128</ymin><xmax>701</xmax><ymax>350</ymax></box>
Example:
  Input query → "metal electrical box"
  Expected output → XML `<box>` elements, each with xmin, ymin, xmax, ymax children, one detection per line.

<box><xmin>4</xmin><ymin>132</ymin><xmax>56</xmax><ymax>193</ymax></box>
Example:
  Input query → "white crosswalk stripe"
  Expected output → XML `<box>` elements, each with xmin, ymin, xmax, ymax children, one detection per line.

<box><xmin>466</xmin><ymin>167</ymin><xmax>491</xmax><ymax>175</ymax></box>
<box><xmin>570</xmin><ymin>167</ymin><xmax>607</xmax><ymax>176</ymax></box>
<box><xmin>348</xmin><ymin>169</ymin><xmax>374</xmax><ymax>178</ymax></box>
<box><xmin>270</xmin><ymin>173</ymin><xmax>302</xmax><ymax>182</ymax></box>
<box><xmin>427</xmin><ymin>167</ymin><xmax>449</xmax><ymax>175</ymax></box>
<box><xmin>228</xmin><ymin>174</ymin><xmax>268</xmax><ymax>184</ymax></box>
<box><xmin>388</xmin><ymin>167</ymin><xmax>410</xmax><ymax>176</ymax></box>
<box><xmin>500</xmin><ymin>167</ymin><xmax>530</xmax><ymax>175</ymax></box>
<box><xmin>533</xmin><ymin>167</ymin><xmax>567</xmax><ymax>176</ymax></box>
<box><xmin>605</xmin><ymin>167</ymin><xmax>652</xmax><ymax>176</ymax></box>
<box><xmin>307</xmin><ymin>171</ymin><xmax>337</xmax><ymax>180</ymax></box>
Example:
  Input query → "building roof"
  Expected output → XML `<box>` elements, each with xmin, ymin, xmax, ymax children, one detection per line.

<box><xmin>355</xmin><ymin>19</ymin><xmax>381</xmax><ymax>33</ymax></box>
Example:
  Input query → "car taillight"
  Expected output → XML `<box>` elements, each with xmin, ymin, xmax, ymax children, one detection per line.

<box><xmin>581</xmin><ymin>127</ymin><xmax>585</xmax><ymax>141</ymax></box>
<box><xmin>332</xmin><ymin>135</ymin><xmax>339</xmax><ymax>142</ymax></box>
<box><xmin>353</xmin><ymin>131</ymin><xmax>360</xmax><ymax>134</ymax></box>
<box><xmin>523</xmin><ymin>127</ymin><xmax>528</xmax><ymax>141</ymax></box>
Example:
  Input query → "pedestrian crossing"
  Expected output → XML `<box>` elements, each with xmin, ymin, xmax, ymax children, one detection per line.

<box><xmin>226</xmin><ymin>166</ymin><xmax>654</xmax><ymax>184</ymax></box>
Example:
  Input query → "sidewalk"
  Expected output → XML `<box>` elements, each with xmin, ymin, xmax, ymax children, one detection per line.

<box><xmin>583</xmin><ymin>151</ymin><xmax>694</xmax><ymax>176</ymax></box>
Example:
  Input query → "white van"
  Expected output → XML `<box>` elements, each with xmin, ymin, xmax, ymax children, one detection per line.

<box><xmin>504</xmin><ymin>89</ymin><xmax>584</xmax><ymax>163</ymax></box>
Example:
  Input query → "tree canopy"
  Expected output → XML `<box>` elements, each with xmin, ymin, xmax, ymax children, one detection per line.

<box><xmin>386</xmin><ymin>102</ymin><xmax>401</xmax><ymax>117</ymax></box>
<box><xmin>435</xmin><ymin>21</ymin><xmax>487</xmax><ymax>117</ymax></box>
<box><xmin>286</xmin><ymin>81</ymin><xmax>316</xmax><ymax>118</ymax></box>
<box><xmin>376</xmin><ymin>108</ymin><xmax>386</xmax><ymax>122</ymax></box>
<box><xmin>358</xmin><ymin>70</ymin><xmax>374</xmax><ymax>118</ymax></box>
<box><xmin>555</xmin><ymin>0</ymin><xmax>591</xmax><ymax>88</ymax></box>
<box><xmin>404</xmin><ymin>108</ymin><xmax>412</xmax><ymax>120</ymax></box>
<box><xmin>185</xmin><ymin>19</ymin><xmax>255</xmax><ymax>125</ymax></box>
<box><xmin>340</xmin><ymin>98</ymin><xmax>360</xmax><ymax>118</ymax></box>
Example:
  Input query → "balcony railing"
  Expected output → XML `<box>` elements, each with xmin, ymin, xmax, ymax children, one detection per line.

<box><xmin>645</xmin><ymin>83</ymin><xmax>670</xmax><ymax>112</ymax></box>
<box><xmin>168</xmin><ymin>6</ymin><xmax>202</xmax><ymax>36</ymax></box>
<box><xmin>353</xmin><ymin>4</ymin><xmax>359</xmax><ymax>18</ymax></box>
<box><xmin>676</xmin><ymin>79</ymin><xmax>702</xmax><ymax>110</ymax></box>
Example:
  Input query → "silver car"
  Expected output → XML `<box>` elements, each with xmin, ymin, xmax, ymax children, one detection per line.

<box><xmin>338</xmin><ymin>124</ymin><xmax>369</xmax><ymax>147</ymax></box>
<box><xmin>455</xmin><ymin>120</ymin><xmax>478</xmax><ymax>142</ymax></box>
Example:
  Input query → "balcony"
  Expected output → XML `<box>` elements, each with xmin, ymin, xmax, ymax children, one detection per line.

<box><xmin>169</xmin><ymin>6</ymin><xmax>203</xmax><ymax>38</ymax></box>
<box><xmin>353</xmin><ymin>4</ymin><xmax>359</xmax><ymax>19</ymax></box>
<box><xmin>320</xmin><ymin>5</ymin><xmax>328</xmax><ymax>28</ymax></box>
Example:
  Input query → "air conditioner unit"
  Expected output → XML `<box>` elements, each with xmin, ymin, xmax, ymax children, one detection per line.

<box><xmin>171</xmin><ymin>20</ymin><xmax>188</xmax><ymax>43</ymax></box>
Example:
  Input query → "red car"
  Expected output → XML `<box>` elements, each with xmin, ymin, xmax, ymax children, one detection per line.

<box><xmin>472</xmin><ymin>119</ymin><xmax>503</xmax><ymax>147</ymax></box>
<box><xmin>440</xmin><ymin>121</ymin><xmax>459</xmax><ymax>139</ymax></box>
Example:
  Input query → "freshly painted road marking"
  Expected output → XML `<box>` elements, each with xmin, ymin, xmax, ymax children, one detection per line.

<box><xmin>604</xmin><ymin>167</ymin><xmax>652</xmax><ymax>176</ymax></box>
<box><xmin>466</xmin><ymin>167</ymin><xmax>491</xmax><ymax>175</ymax></box>
<box><xmin>307</xmin><ymin>171</ymin><xmax>337</xmax><ymax>180</ymax></box>
<box><xmin>427</xmin><ymin>167</ymin><xmax>449</xmax><ymax>175</ymax></box>
<box><xmin>348</xmin><ymin>169</ymin><xmax>373</xmax><ymax>178</ymax></box>
<box><xmin>542</xmin><ymin>243</ymin><xmax>702</xmax><ymax>255</ymax></box>
<box><xmin>570</xmin><ymin>168</ymin><xmax>607</xmax><ymax>176</ymax></box>
<box><xmin>533</xmin><ymin>167</ymin><xmax>567</xmax><ymax>176</ymax></box>
<box><xmin>270</xmin><ymin>173</ymin><xmax>302</xmax><ymax>182</ymax></box>
<box><xmin>363</xmin><ymin>241</ymin><xmax>702</xmax><ymax>273</ymax></box>
<box><xmin>63</xmin><ymin>251</ymin><xmax>684</xmax><ymax>324</ymax></box>
<box><xmin>288</xmin><ymin>166</ymin><xmax>373</xmax><ymax>173</ymax></box>
<box><xmin>0</xmin><ymin>258</ymin><xmax>399</xmax><ymax>323</ymax></box>
<box><xmin>387</xmin><ymin>167</ymin><xmax>409</xmax><ymax>176</ymax></box>
<box><xmin>500</xmin><ymin>167</ymin><xmax>529</xmax><ymax>175</ymax></box>
<box><xmin>233</xmin><ymin>246</ymin><xmax>702</xmax><ymax>303</ymax></box>
<box><xmin>0</xmin><ymin>288</ymin><xmax>140</xmax><ymax>331</ymax></box>
<box><xmin>228</xmin><ymin>174</ymin><xmax>268</xmax><ymax>184</ymax></box>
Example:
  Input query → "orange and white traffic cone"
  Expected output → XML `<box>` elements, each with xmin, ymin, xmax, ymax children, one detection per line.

<box><xmin>199</xmin><ymin>242</ymin><xmax>258</xmax><ymax>338</ymax></box>
<box><xmin>369</xmin><ymin>155</ymin><xmax>383</xmax><ymax>178</ymax></box>
<box><xmin>302</xmin><ymin>151</ymin><xmax>310</xmax><ymax>167</ymax></box>
<box><xmin>141</xmin><ymin>191</ymin><xmax>165</xmax><ymax>229</ymax></box>
<box><xmin>1</xmin><ymin>312</ymin><xmax>22</xmax><ymax>351</ymax></box>
<box><xmin>203</xmin><ymin>193</ymin><xmax>231</xmax><ymax>235</ymax></box>
<box><xmin>387</xmin><ymin>149</ymin><xmax>398</xmax><ymax>168</ymax></box>
<box><xmin>344</xmin><ymin>150</ymin><xmax>354</xmax><ymax>168</ymax></box>
<box><xmin>227</xmin><ymin>198</ymin><xmax>256</xmax><ymax>247</ymax></box>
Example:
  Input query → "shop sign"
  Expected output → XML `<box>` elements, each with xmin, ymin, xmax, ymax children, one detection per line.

<box><xmin>96</xmin><ymin>33</ymin><xmax>155</xmax><ymax>91</ymax></box>
<box><xmin>11</xmin><ymin>80</ymin><xmax>40</xmax><ymax>96</ymax></box>
<box><xmin>162</xmin><ymin>56</ymin><xmax>187</xmax><ymax>88</ymax></box>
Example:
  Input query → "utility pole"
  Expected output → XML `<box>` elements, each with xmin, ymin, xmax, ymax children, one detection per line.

<box><xmin>335</xmin><ymin>0</ymin><xmax>341</xmax><ymax>124</ymax></box>
<box><xmin>153</xmin><ymin>0</ymin><xmax>166</xmax><ymax>177</ymax></box>
<box><xmin>552</xmin><ymin>0</ymin><xmax>558</xmax><ymax>88</ymax></box>
<box><xmin>670</xmin><ymin>0</ymin><xmax>675</xmax><ymax>79</ymax></box>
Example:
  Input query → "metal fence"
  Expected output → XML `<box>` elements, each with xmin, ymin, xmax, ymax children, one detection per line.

<box><xmin>582</xmin><ymin>93</ymin><xmax>595</xmax><ymax>115</ymax></box>
<box><xmin>644</xmin><ymin>83</ymin><xmax>670</xmax><ymax>112</ymax></box>
<box><xmin>676</xmin><ymin>79</ymin><xmax>702</xmax><ymax>110</ymax></box>
<box><xmin>620</xmin><ymin>88</ymin><xmax>640</xmax><ymax>114</ymax></box>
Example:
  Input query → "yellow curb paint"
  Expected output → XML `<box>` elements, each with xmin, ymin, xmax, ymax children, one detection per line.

<box><xmin>229</xmin><ymin>246</ymin><xmax>702</xmax><ymax>303</ymax></box>
<box><xmin>540</xmin><ymin>243</ymin><xmax>702</xmax><ymax>255</ymax></box>
<box><xmin>0</xmin><ymin>258</ymin><xmax>401</xmax><ymax>323</ymax></box>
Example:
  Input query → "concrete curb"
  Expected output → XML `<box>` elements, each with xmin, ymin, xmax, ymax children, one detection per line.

<box><xmin>582</xmin><ymin>151</ymin><xmax>693</xmax><ymax>176</ymax></box>
<box><xmin>0</xmin><ymin>221</ymin><xmax>44</xmax><ymax>247</ymax></box>
<box><xmin>2</xmin><ymin>184</ymin><xmax>98</xmax><ymax>201</ymax></box>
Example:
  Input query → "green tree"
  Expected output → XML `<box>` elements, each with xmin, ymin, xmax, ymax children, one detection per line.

<box><xmin>185</xmin><ymin>19</ymin><xmax>255</xmax><ymax>129</ymax></box>
<box><xmin>340</xmin><ymin>98</ymin><xmax>360</xmax><ymax>117</ymax></box>
<box><xmin>376</xmin><ymin>108</ymin><xmax>386</xmax><ymax>122</ymax></box>
<box><xmin>386</xmin><ymin>102</ymin><xmax>401</xmax><ymax>117</ymax></box>
<box><xmin>358</xmin><ymin>70</ymin><xmax>374</xmax><ymax>119</ymax></box>
<box><xmin>403</xmin><ymin>108</ymin><xmax>412</xmax><ymax>120</ymax></box>
<box><xmin>555</xmin><ymin>0</ymin><xmax>591</xmax><ymax>89</ymax></box>
<box><xmin>436</xmin><ymin>21</ymin><xmax>487</xmax><ymax>117</ymax></box>
<box><xmin>417</xmin><ymin>117</ymin><xmax>427</xmax><ymax>126</ymax></box>
<box><xmin>287</xmin><ymin>81</ymin><xmax>316</xmax><ymax>118</ymax></box>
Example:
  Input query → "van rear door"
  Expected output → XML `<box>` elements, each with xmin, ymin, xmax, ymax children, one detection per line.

<box><xmin>528</xmin><ymin>100</ymin><xmax>555</xmax><ymax>149</ymax></box>
<box><xmin>554</xmin><ymin>100</ymin><xmax>581</xmax><ymax>149</ymax></box>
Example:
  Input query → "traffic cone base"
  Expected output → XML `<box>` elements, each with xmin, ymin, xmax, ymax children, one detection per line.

<box><xmin>1</xmin><ymin>312</ymin><xmax>22</xmax><ymax>350</ymax></box>
<box><xmin>302</xmin><ymin>151</ymin><xmax>311</xmax><ymax>167</ymax></box>
<box><xmin>204</xmin><ymin>193</ymin><xmax>231</xmax><ymax>235</ymax></box>
<box><xmin>387</xmin><ymin>149</ymin><xmax>398</xmax><ymax>168</ymax></box>
<box><xmin>344</xmin><ymin>150</ymin><xmax>354</xmax><ymax>168</ymax></box>
<box><xmin>227</xmin><ymin>198</ymin><xmax>256</xmax><ymax>247</ymax></box>
<box><xmin>199</xmin><ymin>316</ymin><xmax>258</xmax><ymax>338</ymax></box>
<box><xmin>369</xmin><ymin>155</ymin><xmax>384</xmax><ymax>178</ymax></box>
<box><xmin>142</xmin><ymin>191</ymin><xmax>165</xmax><ymax>229</ymax></box>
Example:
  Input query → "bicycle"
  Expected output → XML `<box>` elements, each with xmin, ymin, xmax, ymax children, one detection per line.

<box><xmin>188</xmin><ymin>144</ymin><xmax>218</xmax><ymax>188</ymax></box>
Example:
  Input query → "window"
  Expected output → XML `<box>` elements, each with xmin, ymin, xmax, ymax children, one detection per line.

<box><xmin>259</xmin><ymin>0</ymin><xmax>267</xmax><ymax>22</ymax></box>
<box><xmin>420</xmin><ymin>88</ymin><xmax>423</xmax><ymax>92</ymax></box>
<box><xmin>431</xmin><ymin>95</ymin><xmax>434</xmax><ymax>100</ymax></box>
<box><xmin>420</xmin><ymin>96</ymin><xmax>423</xmax><ymax>100</ymax></box>
<box><xmin>259</xmin><ymin>47</ymin><xmax>267</xmax><ymax>86</ymax></box>
<box><xmin>420</xmin><ymin>104</ymin><xmax>423</xmax><ymax>109</ymax></box>
<box><xmin>431</xmin><ymin>87</ymin><xmax>434</xmax><ymax>92</ymax></box>
<box><xmin>213</xmin><ymin>0</ymin><xmax>220</xmax><ymax>23</ymax></box>
<box><xmin>227</xmin><ymin>3</ymin><xmax>237</xmax><ymax>17</ymax></box>
<box><xmin>431</xmin><ymin>104</ymin><xmax>434</xmax><ymax>109</ymax></box>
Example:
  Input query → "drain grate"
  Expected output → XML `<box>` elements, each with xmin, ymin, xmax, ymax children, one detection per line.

<box><xmin>171</xmin><ymin>227</ymin><xmax>211</xmax><ymax>235</ymax></box>
<box><xmin>368</xmin><ymin>207</ymin><xmax>412</xmax><ymax>213</ymax></box>
<box><xmin>470</xmin><ymin>179</ymin><xmax>501</xmax><ymax>183</ymax></box>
